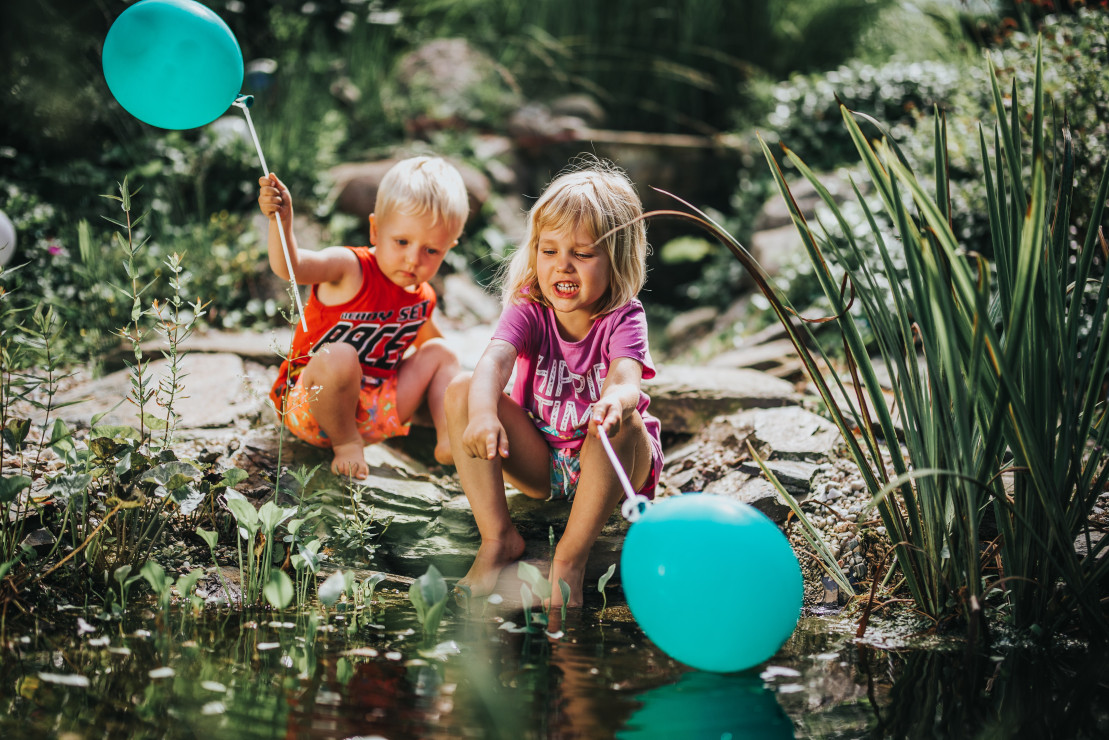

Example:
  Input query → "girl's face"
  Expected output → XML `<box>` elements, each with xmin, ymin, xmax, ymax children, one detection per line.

<box><xmin>535</xmin><ymin>222</ymin><xmax>612</xmax><ymax>340</ymax></box>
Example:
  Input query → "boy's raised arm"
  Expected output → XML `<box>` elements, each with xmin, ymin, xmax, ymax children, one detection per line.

<box><xmin>257</xmin><ymin>173</ymin><xmax>356</xmax><ymax>287</ymax></box>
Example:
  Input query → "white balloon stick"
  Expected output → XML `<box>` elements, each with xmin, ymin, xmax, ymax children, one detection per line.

<box><xmin>234</xmin><ymin>97</ymin><xmax>308</xmax><ymax>332</ymax></box>
<box><xmin>597</xmin><ymin>427</ymin><xmax>650</xmax><ymax>522</ymax></box>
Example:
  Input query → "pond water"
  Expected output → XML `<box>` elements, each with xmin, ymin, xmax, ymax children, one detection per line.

<box><xmin>2</xmin><ymin>592</ymin><xmax>1107</xmax><ymax>739</ymax></box>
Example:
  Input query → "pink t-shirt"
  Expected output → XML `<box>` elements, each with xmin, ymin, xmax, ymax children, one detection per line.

<box><xmin>493</xmin><ymin>298</ymin><xmax>662</xmax><ymax>452</ymax></box>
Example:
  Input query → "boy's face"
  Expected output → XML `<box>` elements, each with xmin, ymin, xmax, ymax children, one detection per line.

<box><xmin>370</xmin><ymin>210</ymin><xmax>458</xmax><ymax>291</ymax></box>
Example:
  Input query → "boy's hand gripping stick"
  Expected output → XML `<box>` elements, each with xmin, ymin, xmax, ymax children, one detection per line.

<box><xmin>234</xmin><ymin>95</ymin><xmax>308</xmax><ymax>332</ymax></box>
<box><xmin>597</xmin><ymin>427</ymin><xmax>651</xmax><ymax>522</ymax></box>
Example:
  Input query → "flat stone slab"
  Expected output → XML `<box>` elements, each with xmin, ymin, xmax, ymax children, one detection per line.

<box><xmin>56</xmin><ymin>353</ymin><xmax>263</xmax><ymax>430</ymax></box>
<box><xmin>727</xmin><ymin>406</ymin><xmax>842</xmax><ymax>461</ymax></box>
<box><xmin>645</xmin><ymin>364</ymin><xmax>803</xmax><ymax>435</ymax></box>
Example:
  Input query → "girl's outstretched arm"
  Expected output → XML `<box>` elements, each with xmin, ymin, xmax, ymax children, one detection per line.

<box><xmin>589</xmin><ymin>356</ymin><xmax>644</xmax><ymax>438</ymax></box>
<box><xmin>462</xmin><ymin>340</ymin><xmax>518</xmax><ymax>460</ymax></box>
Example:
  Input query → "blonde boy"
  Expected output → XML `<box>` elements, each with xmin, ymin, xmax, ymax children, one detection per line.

<box><xmin>258</xmin><ymin>157</ymin><xmax>468</xmax><ymax>478</ymax></box>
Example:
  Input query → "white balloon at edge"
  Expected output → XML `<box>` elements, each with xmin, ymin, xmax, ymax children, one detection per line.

<box><xmin>0</xmin><ymin>211</ymin><xmax>15</xmax><ymax>268</ymax></box>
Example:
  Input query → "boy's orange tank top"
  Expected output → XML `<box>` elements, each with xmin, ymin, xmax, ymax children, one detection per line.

<box><xmin>269</xmin><ymin>246</ymin><xmax>437</xmax><ymax>411</ymax></box>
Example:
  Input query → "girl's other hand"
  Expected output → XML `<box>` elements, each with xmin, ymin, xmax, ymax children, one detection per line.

<box><xmin>463</xmin><ymin>415</ymin><xmax>509</xmax><ymax>460</ymax></box>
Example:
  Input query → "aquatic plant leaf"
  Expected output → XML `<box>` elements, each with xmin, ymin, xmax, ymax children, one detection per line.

<box><xmin>264</xmin><ymin>569</ymin><xmax>294</xmax><ymax>610</ymax></box>
<box><xmin>597</xmin><ymin>564</ymin><xmax>615</xmax><ymax>618</ymax></box>
<box><xmin>220</xmin><ymin>468</ymin><xmax>249</xmax><ymax>488</ymax></box>
<box><xmin>517</xmin><ymin>561</ymin><xmax>551</xmax><ymax>600</ymax></box>
<box><xmin>196</xmin><ymin>528</ymin><xmax>217</xmax><ymax>550</ymax></box>
<box><xmin>257</xmin><ymin>501</ymin><xmax>296</xmax><ymax>534</ymax></box>
<box><xmin>319</xmin><ymin>570</ymin><xmax>347</xmax><ymax>606</ymax></box>
<box><xmin>224</xmin><ymin>492</ymin><xmax>259</xmax><ymax>532</ymax></box>
<box><xmin>363</xmin><ymin>573</ymin><xmax>386</xmax><ymax>602</ymax></box>
<box><xmin>176</xmin><ymin>569</ymin><xmax>205</xmax><ymax>603</ymax></box>
<box><xmin>410</xmin><ymin>565</ymin><xmax>448</xmax><ymax>638</ymax></box>
<box><xmin>141</xmin><ymin>461</ymin><xmax>201</xmax><ymax>489</ymax></box>
<box><xmin>112</xmin><ymin>564</ymin><xmax>133</xmax><ymax>586</ymax></box>
<box><xmin>0</xmin><ymin>475</ymin><xmax>31</xmax><ymax>504</ymax></box>
<box><xmin>416</xmin><ymin>564</ymin><xmax>448</xmax><ymax>608</ymax></box>
<box><xmin>558</xmin><ymin>579</ymin><xmax>570</xmax><ymax>624</ymax></box>
<box><xmin>140</xmin><ymin>560</ymin><xmax>169</xmax><ymax>597</ymax></box>
<box><xmin>2</xmin><ymin>417</ymin><xmax>31</xmax><ymax>451</ymax></box>
<box><xmin>42</xmin><ymin>473</ymin><xmax>92</xmax><ymax>503</ymax></box>
<box><xmin>174</xmin><ymin>485</ymin><xmax>204</xmax><ymax>516</ymax></box>
<box><xmin>295</xmin><ymin>543</ymin><xmax>320</xmax><ymax>573</ymax></box>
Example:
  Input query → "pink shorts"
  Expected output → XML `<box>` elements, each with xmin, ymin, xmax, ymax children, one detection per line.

<box><xmin>282</xmin><ymin>374</ymin><xmax>410</xmax><ymax>448</ymax></box>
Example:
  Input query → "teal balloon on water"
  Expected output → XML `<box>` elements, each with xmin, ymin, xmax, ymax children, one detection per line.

<box><xmin>620</xmin><ymin>494</ymin><xmax>803</xmax><ymax>673</ymax></box>
<box><xmin>102</xmin><ymin>0</ymin><xmax>243</xmax><ymax>130</ymax></box>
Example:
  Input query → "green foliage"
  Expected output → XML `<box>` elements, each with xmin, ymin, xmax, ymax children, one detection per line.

<box><xmin>759</xmin><ymin>40</ymin><xmax>1108</xmax><ymax>636</ymax></box>
<box><xmin>722</xmin><ymin>8</ymin><xmax>1109</xmax><ymax>329</ymax></box>
<box><xmin>408</xmin><ymin>564</ymin><xmax>449</xmax><ymax>640</ymax></box>
<box><xmin>597</xmin><ymin>563</ymin><xmax>616</xmax><ymax>620</ymax></box>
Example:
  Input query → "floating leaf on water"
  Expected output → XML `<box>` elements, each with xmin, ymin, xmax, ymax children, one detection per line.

<box><xmin>39</xmin><ymin>673</ymin><xmax>90</xmax><ymax>687</ymax></box>
<box><xmin>148</xmin><ymin>667</ymin><xmax>175</xmax><ymax>679</ymax></box>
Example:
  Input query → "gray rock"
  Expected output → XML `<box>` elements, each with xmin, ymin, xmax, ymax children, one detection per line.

<box><xmin>646</xmin><ymin>364</ymin><xmax>803</xmax><ymax>435</ymax></box>
<box><xmin>727</xmin><ymin>407</ymin><xmax>841</xmax><ymax>461</ymax></box>
<box><xmin>56</xmin><ymin>354</ymin><xmax>264</xmax><ymax>431</ymax></box>
<box><xmin>738</xmin><ymin>458</ymin><xmax>820</xmax><ymax>494</ymax></box>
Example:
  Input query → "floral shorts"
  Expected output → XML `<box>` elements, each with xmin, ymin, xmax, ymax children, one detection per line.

<box><xmin>547</xmin><ymin>445</ymin><xmax>662</xmax><ymax>503</ymax></box>
<box><xmin>282</xmin><ymin>373</ymin><xmax>409</xmax><ymax>448</ymax></box>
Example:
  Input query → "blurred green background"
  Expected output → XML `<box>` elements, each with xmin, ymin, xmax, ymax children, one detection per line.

<box><xmin>1</xmin><ymin>0</ymin><xmax>1105</xmax><ymax>364</ymax></box>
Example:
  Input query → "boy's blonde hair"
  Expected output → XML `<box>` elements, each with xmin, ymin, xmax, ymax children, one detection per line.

<box><xmin>375</xmin><ymin>156</ymin><xmax>469</xmax><ymax>238</ymax></box>
<box><xmin>501</xmin><ymin>158</ymin><xmax>648</xmax><ymax>317</ymax></box>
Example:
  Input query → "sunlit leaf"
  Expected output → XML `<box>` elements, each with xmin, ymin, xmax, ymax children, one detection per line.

<box><xmin>319</xmin><ymin>570</ymin><xmax>347</xmax><ymax>606</ymax></box>
<box><xmin>264</xmin><ymin>569</ymin><xmax>294</xmax><ymax>610</ymax></box>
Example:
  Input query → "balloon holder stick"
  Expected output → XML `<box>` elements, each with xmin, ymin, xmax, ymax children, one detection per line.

<box><xmin>234</xmin><ymin>94</ymin><xmax>308</xmax><ymax>332</ymax></box>
<box><xmin>597</xmin><ymin>427</ymin><xmax>650</xmax><ymax>522</ymax></box>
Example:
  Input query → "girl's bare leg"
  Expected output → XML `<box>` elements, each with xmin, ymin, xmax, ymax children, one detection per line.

<box><xmin>550</xmin><ymin>413</ymin><xmax>653</xmax><ymax>608</ymax></box>
<box><xmin>300</xmin><ymin>343</ymin><xmax>369</xmax><ymax>479</ymax></box>
<box><xmin>445</xmin><ymin>374</ymin><xmax>550</xmax><ymax>597</ymax></box>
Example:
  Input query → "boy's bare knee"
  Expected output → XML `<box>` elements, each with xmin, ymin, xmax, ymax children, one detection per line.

<box><xmin>305</xmin><ymin>343</ymin><xmax>362</xmax><ymax>385</ymax></box>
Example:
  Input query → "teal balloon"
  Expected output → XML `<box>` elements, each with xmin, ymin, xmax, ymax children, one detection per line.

<box><xmin>102</xmin><ymin>0</ymin><xmax>243</xmax><ymax>130</ymax></box>
<box><xmin>620</xmin><ymin>494</ymin><xmax>803</xmax><ymax>673</ymax></box>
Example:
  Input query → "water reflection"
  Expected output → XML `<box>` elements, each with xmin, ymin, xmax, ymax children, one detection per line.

<box><xmin>2</xmin><ymin>605</ymin><xmax>1107</xmax><ymax>739</ymax></box>
<box><xmin>619</xmin><ymin>671</ymin><xmax>793</xmax><ymax>739</ymax></box>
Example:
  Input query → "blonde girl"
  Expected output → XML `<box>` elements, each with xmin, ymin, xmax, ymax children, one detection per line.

<box><xmin>444</xmin><ymin>158</ymin><xmax>663</xmax><ymax>608</ymax></box>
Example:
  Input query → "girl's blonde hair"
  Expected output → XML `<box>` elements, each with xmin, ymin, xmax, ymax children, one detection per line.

<box><xmin>501</xmin><ymin>157</ymin><xmax>648</xmax><ymax>317</ymax></box>
<box><xmin>375</xmin><ymin>156</ymin><xmax>469</xmax><ymax>238</ymax></box>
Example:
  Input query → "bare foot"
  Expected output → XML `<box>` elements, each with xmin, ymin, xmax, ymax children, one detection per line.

<box><xmin>548</xmin><ymin>558</ymin><xmax>585</xmax><ymax>609</ymax></box>
<box><xmin>331</xmin><ymin>440</ymin><xmax>368</xmax><ymax>479</ymax></box>
<box><xmin>433</xmin><ymin>436</ymin><xmax>453</xmax><ymax>466</ymax></box>
<box><xmin>456</xmin><ymin>533</ymin><xmax>526</xmax><ymax>599</ymax></box>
